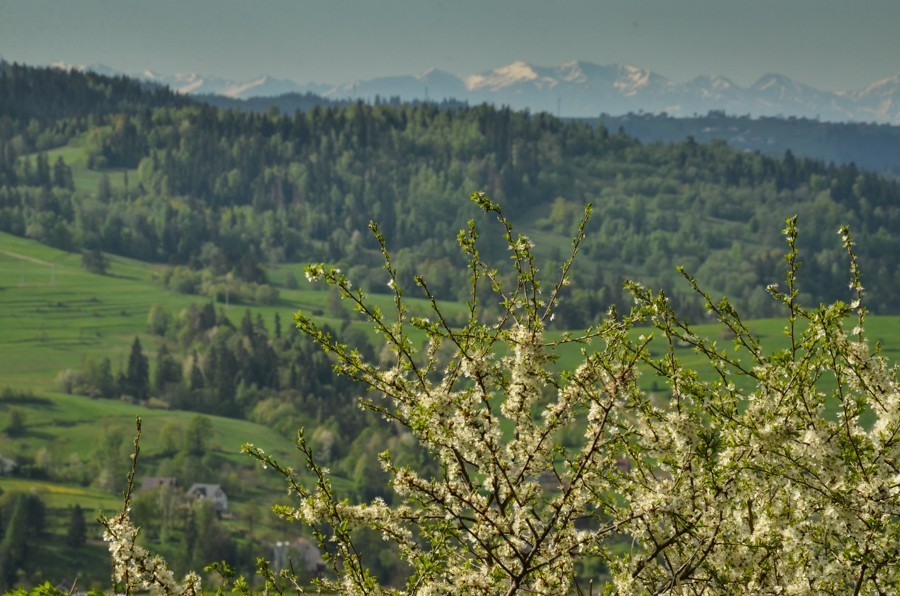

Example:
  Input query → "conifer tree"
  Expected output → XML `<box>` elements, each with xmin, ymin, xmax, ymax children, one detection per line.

<box><xmin>0</xmin><ymin>495</ymin><xmax>28</xmax><ymax>589</ymax></box>
<box><xmin>124</xmin><ymin>337</ymin><xmax>149</xmax><ymax>400</ymax></box>
<box><xmin>66</xmin><ymin>504</ymin><xmax>87</xmax><ymax>547</ymax></box>
<box><xmin>188</xmin><ymin>353</ymin><xmax>204</xmax><ymax>391</ymax></box>
<box><xmin>3</xmin><ymin>408</ymin><xmax>25</xmax><ymax>437</ymax></box>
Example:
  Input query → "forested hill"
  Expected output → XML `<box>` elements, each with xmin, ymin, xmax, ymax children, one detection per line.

<box><xmin>189</xmin><ymin>88</ymin><xmax>900</xmax><ymax>177</ymax></box>
<box><xmin>0</xmin><ymin>61</ymin><xmax>190</xmax><ymax>122</ymax></box>
<box><xmin>2</xmin><ymin>63</ymin><xmax>900</xmax><ymax>322</ymax></box>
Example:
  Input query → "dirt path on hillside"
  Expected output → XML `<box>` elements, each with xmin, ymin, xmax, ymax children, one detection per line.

<box><xmin>0</xmin><ymin>250</ymin><xmax>55</xmax><ymax>267</ymax></box>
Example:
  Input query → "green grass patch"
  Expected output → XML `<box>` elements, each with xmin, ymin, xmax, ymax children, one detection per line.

<box><xmin>0</xmin><ymin>391</ymin><xmax>301</xmax><ymax>468</ymax></box>
<box><xmin>0</xmin><ymin>477</ymin><xmax>121</xmax><ymax>512</ymax></box>
<box><xmin>44</xmin><ymin>136</ymin><xmax>137</xmax><ymax>196</ymax></box>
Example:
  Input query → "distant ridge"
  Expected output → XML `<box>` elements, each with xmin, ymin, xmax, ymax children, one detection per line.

<box><xmin>49</xmin><ymin>60</ymin><xmax>900</xmax><ymax>124</ymax></box>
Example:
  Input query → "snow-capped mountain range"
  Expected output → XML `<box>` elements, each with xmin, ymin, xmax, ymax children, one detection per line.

<box><xmin>51</xmin><ymin>60</ymin><xmax>900</xmax><ymax>124</ymax></box>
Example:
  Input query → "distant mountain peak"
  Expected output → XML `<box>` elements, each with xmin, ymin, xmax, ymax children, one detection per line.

<box><xmin>689</xmin><ymin>74</ymin><xmax>736</xmax><ymax>87</ymax></box>
<box><xmin>558</xmin><ymin>61</ymin><xmax>590</xmax><ymax>83</ymax></box>
<box><xmin>498</xmin><ymin>60</ymin><xmax>540</xmax><ymax>79</ymax></box>
<box><xmin>418</xmin><ymin>67</ymin><xmax>452</xmax><ymax>78</ymax></box>
<box><xmin>417</xmin><ymin>68</ymin><xmax>461</xmax><ymax>86</ymax></box>
<box><xmin>465</xmin><ymin>61</ymin><xmax>544</xmax><ymax>91</ymax></box>
<box><xmin>614</xmin><ymin>65</ymin><xmax>655</xmax><ymax>95</ymax></box>
<box><xmin>35</xmin><ymin>57</ymin><xmax>900</xmax><ymax>124</ymax></box>
<box><xmin>855</xmin><ymin>73</ymin><xmax>900</xmax><ymax>95</ymax></box>
<box><xmin>221</xmin><ymin>74</ymin><xmax>302</xmax><ymax>99</ymax></box>
<box><xmin>50</xmin><ymin>60</ymin><xmax>77</xmax><ymax>71</ymax></box>
<box><xmin>752</xmin><ymin>73</ymin><xmax>797</xmax><ymax>91</ymax></box>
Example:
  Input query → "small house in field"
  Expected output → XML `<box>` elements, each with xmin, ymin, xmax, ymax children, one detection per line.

<box><xmin>186</xmin><ymin>482</ymin><xmax>229</xmax><ymax>514</ymax></box>
<box><xmin>140</xmin><ymin>476</ymin><xmax>177</xmax><ymax>491</ymax></box>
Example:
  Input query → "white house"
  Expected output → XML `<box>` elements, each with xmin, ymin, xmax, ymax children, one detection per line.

<box><xmin>186</xmin><ymin>483</ymin><xmax>228</xmax><ymax>514</ymax></box>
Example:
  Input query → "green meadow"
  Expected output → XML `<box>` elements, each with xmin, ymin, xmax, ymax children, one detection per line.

<box><xmin>2</xmin><ymin>220</ymin><xmax>899</xmax><ymax>586</ymax></box>
<box><xmin>44</xmin><ymin>136</ymin><xmax>137</xmax><ymax>195</ymax></box>
<box><xmin>0</xmin><ymin>230</ymin><xmax>358</xmax><ymax>586</ymax></box>
<box><xmin>4</xmin><ymin>224</ymin><xmax>899</xmax><ymax>413</ymax></box>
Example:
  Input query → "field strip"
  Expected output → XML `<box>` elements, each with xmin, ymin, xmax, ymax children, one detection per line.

<box><xmin>0</xmin><ymin>249</ymin><xmax>55</xmax><ymax>267</ymax></box>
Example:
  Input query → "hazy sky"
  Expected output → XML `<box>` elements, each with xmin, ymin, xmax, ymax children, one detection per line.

<box><xmin>1</xmin><ymin>0</ymin><xmax>898</xmax><ymax>91</ymax></box>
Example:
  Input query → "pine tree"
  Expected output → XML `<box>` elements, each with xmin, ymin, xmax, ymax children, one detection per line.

<box><xmin>53</xmin><ymin>155</ymin><xmax>73</xmax><ymax>189</ymax></box>
<box><xmin>35</xmin><ymin>152</ymin><xmax>50</xmax><ymax>188</ymax></box>
<box><xmin>0</xmin><ymin>495</ymin><xmax>28</xmax><ymax>589</ymax></box>
<box><xmin>240</xmin><ymin>309</ymin><xmax>254</xmax><ymax>338</ymax></box>
<box><xmin>4</xmin><ymin>409</ymin><xmax>25</xmax><ymax>437</ymax></box>
<box><xmin>188</xmin><ymin>352</ymin><xmax>204</xmax><ymax>391</ymax></box>
<box><xmin>125</xmin><ymin>337</ymin><xmax>149</xmax><ymax>400</ymax></box>
<box><xmin>97</xmin><ymin>173</ymin><xmax>111</xmax><ymax>203</ymax></box>
<box><xmin>66</xmin><ymin>504</ymin><xmax>87</xmax><ymax>547</ymax></box>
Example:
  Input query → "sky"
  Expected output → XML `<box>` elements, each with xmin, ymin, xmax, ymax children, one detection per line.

<box><xmin>1</xmin><ymin>0</ymin><xmax>898</xmax><ymax>92</ymax></box>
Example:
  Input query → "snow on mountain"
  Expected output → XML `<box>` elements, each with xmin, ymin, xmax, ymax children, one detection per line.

<box><xmin>614</xmin><ymin>65</ymin><xmax>654</xmax><ymax>96</ymax></box>
<box><xmin>454</xmin><ymin>61</ymin><xmax>899</xmax><ymax>123</ymax></box>
<box><xmin>557</xmin><ymin>61</ymin><xmax>590</xmax><ymax>84</ymax></box>
<box><xmin>48</xmin><ymin>61</ymin><xmax>231</xmax><ymax>95</ymax></box>
<box><xmin>849</xmin><ymin>73</ymin><xmax>900</xmax><ymax>100</ymax></box>
<box><xmin>156</xmin><ymin>72</ymin><xmax>237</xmax><ymax>96</ymax></box>
<box><xmin>465</xmin><ymin>61</ymin><xmax>547</xmax><ymax>91</ymax></box>
<box><xmin>51</xmin><ymin>61</ymin><xmax>122</xmax><ymax>78</ymax></box>
<box><xmin>844</xmin><ymin>74</ymin><xmax>900</xmax><ymax>124</ymax></box>
<box><xmin>685</xmin><ymin>75</ymin><xmax>740</xmax><ymax>99</ymax></box>
<box><xmin>40</xmin><ymin>58</ymin><xmax>900</xmax><ymax>124</ymax></box>
<box><xmin>748</xmin><ymin>73</ymin><xmax>856</xmax><ymax>121</ymax></box>
<box><xmin>461</xmin><ymin>61</ymin><xmax>674</xmax><ymax>115</ymax></box>
<box><xmin>752</xmin><ymin>73</ymin><xmax>830</xmax><ymax>107</ymax></box>
<box><xmin>222</xmin><ymin>75</ymin><xmax>305</xmax><ymax>99</ymax></box>
<box><xmin>48</xmin><ymin>61</ymin><xmax>123</xmax><ymax>78</ymax></box>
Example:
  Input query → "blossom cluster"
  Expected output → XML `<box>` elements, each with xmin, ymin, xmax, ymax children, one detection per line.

<box><xmin>102</xmin><ymin>508</ymin><xmax>201</xmax><ymax>594</ymax></box>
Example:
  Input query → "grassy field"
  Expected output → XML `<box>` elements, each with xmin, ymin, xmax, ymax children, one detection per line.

<box><xmin>0</xmin><ymin>230</ymin><xmax>360</xmax><ymax>479</ymax></box>
<box><xmin>4</xmin><ymin>224</ymin><xmax>899</xmax><ymax>413</ymax></box>
<box><xmin>44</xmin><ymin>136</ymin><xmax>137</xmax><ymax>195</ymax></box>
<box><xmin>2</xmin><ymin>213</ymin><xmax>900</xmax><ymax>587</ymax></box>
<box><xmin>0</xmin><ymin>228</ymin><xmax>359</xmax><ymax>587</ymax></box>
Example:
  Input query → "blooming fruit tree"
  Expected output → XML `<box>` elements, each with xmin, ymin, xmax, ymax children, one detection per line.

<box><xmin>105</xmin><ymin>193</ymin><xmax>898</xmax><ymax>594</ymax></box>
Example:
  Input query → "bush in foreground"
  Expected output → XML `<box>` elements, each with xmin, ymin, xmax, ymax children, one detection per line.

<box><xmin>103</xmin><ymin>194</ymin><xmax>898</xmax><ymax>594</ymax></box>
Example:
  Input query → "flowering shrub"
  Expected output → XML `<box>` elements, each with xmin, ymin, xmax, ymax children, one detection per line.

<box><xmin>100</xmin><ymin>420</ymin><xmax>201</xmax><ymax>595</ymax></box>
<box><xmin>105</xmin><ymin>194</ymin><xmax>899</xmax><ymax>594</ymax></box>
